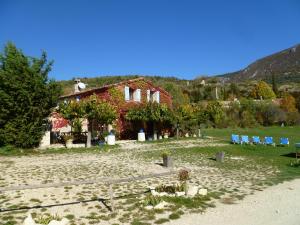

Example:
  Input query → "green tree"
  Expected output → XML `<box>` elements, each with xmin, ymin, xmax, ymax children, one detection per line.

<box><xmin>126</xmin><ymin>102</ymin><xmax>173</xmax><ymax>135</ymax></box>
<box><xmin>173</xmin><ymin>104</ymin><xmax>198</xmax><ymax>135</ymax></box>
<box><xmin>58</xmin><ymin>100</ymin><xmax>85</xmax><ymax>130</ymax></box>
<box><xmin>83</xmin><ymin>94</ymin><xmax>117</xmax><ymax>125</ymax></box>
<box><xmin>271</xmin><ymin>73</ymin><xmax>278</xmax><ymax>96</ymax></box>
<box><xmin>205</xmin><ymin>101</ymin><xmax>225</xmax><ymax>127</ymax></box>
<box><xmin>162</xmin><ymin>82</ymin><xmax>189</xmax><ymax>106</ymax></box>
<box><xmin>126</xmin><ymin>102</ymin><xmax>173</xmax><ymax>123</ymax></box>
<box><xmin>250</xmin><ymin>81</ymin><xmax>276</xmax><ymax>100</ymax></box>
<box><xmin>0</xmin><ymin>42</ymin><xmax>61</xmax><ymax>148</ymax></box>
<box><xmin>58</xmin><ymin>95</ymin><xmax>117</xmax><ymax>130</ymax></box>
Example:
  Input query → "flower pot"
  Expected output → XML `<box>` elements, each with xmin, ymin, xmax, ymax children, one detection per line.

<box><xmin>66</xmin><ymin>139</ymin><xmax>73</xmax><ymax>148</ymax></box>
<box><xmin>138</xmin><ymin>132</ymin><xmax>145</xmax><ymax>142</ymax></box>
<box><xmin>163</xmin><ymin>156</ymin><xmax>173</xmax><ymax>167</ymax></box>
<box><xmin>216</xmin><ymin>152</ymin><xmax>225</xmax><ymax>162</ymax></box>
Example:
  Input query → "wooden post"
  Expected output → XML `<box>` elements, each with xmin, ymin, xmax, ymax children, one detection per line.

<box><xmin>108</xmin><ymin>183</ymin><xmax>115</xmax><ymax>212</ymax></box>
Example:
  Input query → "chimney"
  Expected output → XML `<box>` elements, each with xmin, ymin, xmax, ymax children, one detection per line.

<box><xmin>215</xmin><ymin>86</ymin><xmax>219</xmax><ymax>100</ymax></box>
<box><xmin>74</xmin><ymin>79</ymin><xmax>81</xmax><ymax>93</ymax></box>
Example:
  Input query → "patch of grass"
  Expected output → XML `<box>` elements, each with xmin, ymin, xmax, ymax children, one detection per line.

<box><xmin>30</xmin><ymin>198</ymin><xmax>42</xmax><ymax>203</ymax></box>
<box><xmin>143</xmin><ymin>195</ymin><xmax>162</xmax><ymax>206</ymax></box>
<box><xmin>0</xmin><ymin>145</ymin><xmax>119</xmax><ymax>156</ymax></box>
<box><xmin>131</xmin><ymin>219</ymin><xmax>151</xmax><ymax>225</ymax></box>
<box><xmin>168</xmin><ymin>212</ymin><xmax>181</xmax><ymax>220</ymax></box>
<box><xmin>162</xmin><ymin>194</ymin><xmax>214</xmax><ymax>210</ymax></box>
<box><xmin>290</xmin><ymin>159</ymin><xmax>300</xmax><ymax>167</ymax></box>
<box><xmin>154</xmin><ymin>218</ymin><xmax>169</xmax><ymax>224</ymax></box>
<box><xmin>36</xmin><ymin>214</ymin><xmax>61</xmax><ymax>224</ymax></box>
<box><xmin>65</xmin><ymin>214</ymin><xmax>75</xmax><ymax>220</ymax></box>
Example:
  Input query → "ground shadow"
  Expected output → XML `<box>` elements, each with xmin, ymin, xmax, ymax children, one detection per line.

<box><xmin>281</xmin><ymin>152</ymin><xmax>297</xmax><ymax>158</ymax></box>
<box><xmin>0</xmin><ymin>190</ymin><xmax>150</xmax><ymax>213</ymax></box>
<box><xmin>208</xmin><ymin>157</ymin><xmax>216</xmax><ymax>161</ymax></box>
<box><xmin>0</xmin><ymin>197</ymin><xmax>111</xmax><ymax>213</ymax></box>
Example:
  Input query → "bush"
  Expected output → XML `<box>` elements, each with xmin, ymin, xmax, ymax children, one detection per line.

<box><xmin>286</xmin><ymin>112</ymin><xmax>300</xmax><ymax>125</ymax></box>
<box><xmin>178</xmin><ymin>169</ymin><xmax>189</xmax><ymax>182</ymax></box>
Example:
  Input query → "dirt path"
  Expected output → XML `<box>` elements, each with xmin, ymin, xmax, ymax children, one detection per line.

<box><xmin>167</xmin><ymin>179</ymin><xmax>300</xmax><ymax>225</ymax></box>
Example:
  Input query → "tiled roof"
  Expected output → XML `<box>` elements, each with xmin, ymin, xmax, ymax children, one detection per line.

<box><xmin>59</xmin><ymin>77</ymin><xmax>171</xmax><ymax>99</ymax></box>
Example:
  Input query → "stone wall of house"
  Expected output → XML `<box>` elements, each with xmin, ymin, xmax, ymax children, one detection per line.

<box><xmin>53</xmin><ymin>78</ymin><xmax>173</xmax><ymax>140</ymax></box>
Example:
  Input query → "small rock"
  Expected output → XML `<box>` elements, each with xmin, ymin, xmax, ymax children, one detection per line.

<box><xmin>145</xmin><ymin>205</ymin><xmax>154</xmax><ymax>210</ymax></box>
<box><xmin>48</xmin><ymin>218</ymin><xmax>69</xmax><ymax>225</ymax></box>
<box><xmin>276</xmin><ymin>209</ymin><xmax>280</xmax><ymax>214</ymax></box>
<box><xmin>151</xmin><ymin>190</ymin><xmax>159</xmax><ymax>196</ymax></box>
<box><xmin>158</xmin><ymin>192</ymin><xmax>168</xmax><ymax>197</ymax></box>
<box><xmin>175</xmin><ymin>191</ymin><xmax>185</xmax><ymax>197</ymax></box>
<box><xmin>154</xmin><ymin>201</ymin><xmax>168</xmax><ymax>209</ymax></box>
<box><xmin>186</xmin><ymin>185</ymin><xmax>198</xmax><ymax>197</ymax></box>
<box><xmin>24</xmin><ymin>214</ymin><xmax>36</xmax><ymax>225</ymax></box>
<box><xmin>198</xmin><ymin>188</ymin><xmax>208</xmax><ymax>196</ymax></box>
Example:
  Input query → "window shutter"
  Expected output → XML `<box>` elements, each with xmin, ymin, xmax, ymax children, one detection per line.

<box><xmin>155</xmin><ymin>91</ymin><xmax>160</xmax><ymax>103</ymax></box>
<box><xmin>147</xmin><ymin>90</ymin><xmax>150</xmax><ymax>102</ymax></box>
<box><xmin>136</xmin><ymin>89</ymin><xmax>141</xmax><ymax>102</ymax></box>
<box><xmin>124</xmin><ymin>86</ymin><xmax>130</xmax><ymax>101</ymax></box>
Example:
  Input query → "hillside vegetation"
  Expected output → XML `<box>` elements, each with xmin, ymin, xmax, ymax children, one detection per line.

<box><xmin>58</xmin><ymin>43</ymin><xmax>300</xmax><ymax>104</ymax></box>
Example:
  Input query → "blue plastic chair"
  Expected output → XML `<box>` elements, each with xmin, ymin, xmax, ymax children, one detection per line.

<box><xmin>280</xmin><ymin>137</ymin><xmax>289</xmax><ymax>146</ymax></box>
<box><xmin>264</xmin><ymin>137</ymin><xmax>275</xmax><ymax>146</ymax></box>
<box><xmin>252</xmin><ymin>136</ymin><xmax>261</xmax><ymax>145</ymax></box>
<box><xmin>231</xmin><ymin>134</ymin><xmax>240</xmax><ymax>144</ymax></box>
<box><xmin>241</xmin><ymin>135</ymin><xmax>250</xmax><ymax>144</ymax></box>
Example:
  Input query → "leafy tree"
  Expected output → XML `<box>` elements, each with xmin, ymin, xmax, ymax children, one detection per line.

<box><xmin>162</xmin><ymin>82</ymin><xmax>189</xmax><ymax>106</ymax></box>
<box><xmin>173</xmin><ymin>104</ymin><xmax>198</xmax><ymax>134</ymax></box>
<box><xmin>296</xmin><ymin>95</ymin><xmax>300</xmax><ymax>112</ymax></box>
<box><xmin>126</xmin><ymin>102</ymin><xmax>173</xmax><ymax>123</ymax></box>
<box><xmin>259</xmin><ymin>103</ymin><xmax>286</xmax><ymax>126</ymax></box>
<box><xmin>58</xmin><ymin>100</ymin><xmax>85</xmax><ymax>130</ymax></box>
<box><xmin>125</xmin><ymin>102</ymin><xmax>173</xmax><ymax>135</ymax></box>
<box><xmin>271</xmin><ymin>73</ymin><xmax>278</xmax><ymax>96</ymax></box>
<box><xmin>228</xmin><ymin>83</ymin><xmax>240</xmax><ymax>98</ymax></box>
<box><xmin>0</xmin><ymin>42</ymin><xmax>61</xmax><ymax>148</ymax></box>
<box><xmin>280</xmin><ymin>94</ymin><xmax>297</xmax><ymax>113</ymax></box>
<box><xmin>58</xmin><ymin>95</ymin><xmax>117</xmax><ymax>130</ymax></box>
<box><xmin>83</xmin><ymin>94</ymin><xmax>117</xmax><ymax>125</ymax></box>
<box><xmin>205</xmin><ymin>101</ymin><xmax>225</xmax><ymax>128</ymax></box>
<box><xmin>250</xmin><ymin>81</ymin><xmax>276</xmax><ymax>100</ymax></box>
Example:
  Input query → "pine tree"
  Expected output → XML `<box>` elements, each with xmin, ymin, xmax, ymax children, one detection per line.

<box><xmin>0</xmin><ymin>42</ymin><xmax>61</xmax><ymax>148</ymax></box>
<box><xmin>271</xmin><ymin>73</ymin><xmax>278</xmax><ymax>96</ymax></box>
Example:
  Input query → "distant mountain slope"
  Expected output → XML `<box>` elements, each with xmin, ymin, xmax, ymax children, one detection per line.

<box><xmin>221</xmin><ymin>44</ymin><xmax>300</xmax><ymax>83</ymax></box>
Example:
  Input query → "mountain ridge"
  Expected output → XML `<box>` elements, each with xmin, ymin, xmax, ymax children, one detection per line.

<box><xmin>219</xmin><ymin>43</ymin><xmax>300</xmax><ymax>83</ymax></box>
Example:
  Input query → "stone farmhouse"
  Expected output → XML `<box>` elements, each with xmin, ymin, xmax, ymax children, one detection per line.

<box><xmin>50</xmin><ymin>77</ymin><xmax>173</xmax><ymax>142</ymax></box>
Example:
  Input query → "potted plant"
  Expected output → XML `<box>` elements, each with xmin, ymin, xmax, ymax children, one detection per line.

<box><xmin>63</xmin><ymin>134</ymin><xmax>74</xmax><ymax>148</ymax></box>
<box><xmin>161</xmin><ymin>150</ymin><xmax>173</xmax><ymax>167</ymax></box>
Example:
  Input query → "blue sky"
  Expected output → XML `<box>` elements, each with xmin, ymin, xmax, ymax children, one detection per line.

<box><xmin>0</xmin><ymin>0</ymin><xmax>299</xmax><ymax>80</ymax></box>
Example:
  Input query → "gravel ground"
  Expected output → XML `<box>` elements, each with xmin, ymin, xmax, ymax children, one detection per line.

<box><xmin>166</xmin><ymin>179</ymin><xmax>300</xmax><ymax>225</ymax></box>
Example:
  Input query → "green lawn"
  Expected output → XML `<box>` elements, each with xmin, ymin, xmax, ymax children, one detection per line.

<box><xmin>0</xmin><ymin>126</ymin><xmax>299</xmax><ymax>225</ymax></box>
<box><xmin>204</xmin><ymin>126</ymin><xmax>300</xmax><ymax>145</ymax></box>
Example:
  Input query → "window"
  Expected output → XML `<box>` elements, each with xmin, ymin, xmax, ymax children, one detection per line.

<box><xmin>147</xmin><ymin>90</ymin><xmax>159</xmax><ymax>103</ymax></box>
<box><xmin>133</xmin><ymin>89</ymin><xmax>141</xmax><ymax>102</ymax></box>
<box><xmin>125</xmin><ymin>86</ymin><xmax>141</xmax><ymax>102</ymax></box>
<box><xmin>125</xmin><ymin>86</ymin><xmax>130</xmax><ymax>101</ymax></box>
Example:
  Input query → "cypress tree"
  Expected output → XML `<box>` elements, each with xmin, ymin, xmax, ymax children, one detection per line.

<box><xmin>0</xmin><ymin>42</ymin><xmax>61</xmax><ymax>148</ymax></box>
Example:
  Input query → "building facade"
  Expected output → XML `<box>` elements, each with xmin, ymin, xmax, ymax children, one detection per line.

<box><xmin>53</xmin><ymin>77</ymin><xmax>172</xmax><ymax>139</ymax></box>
